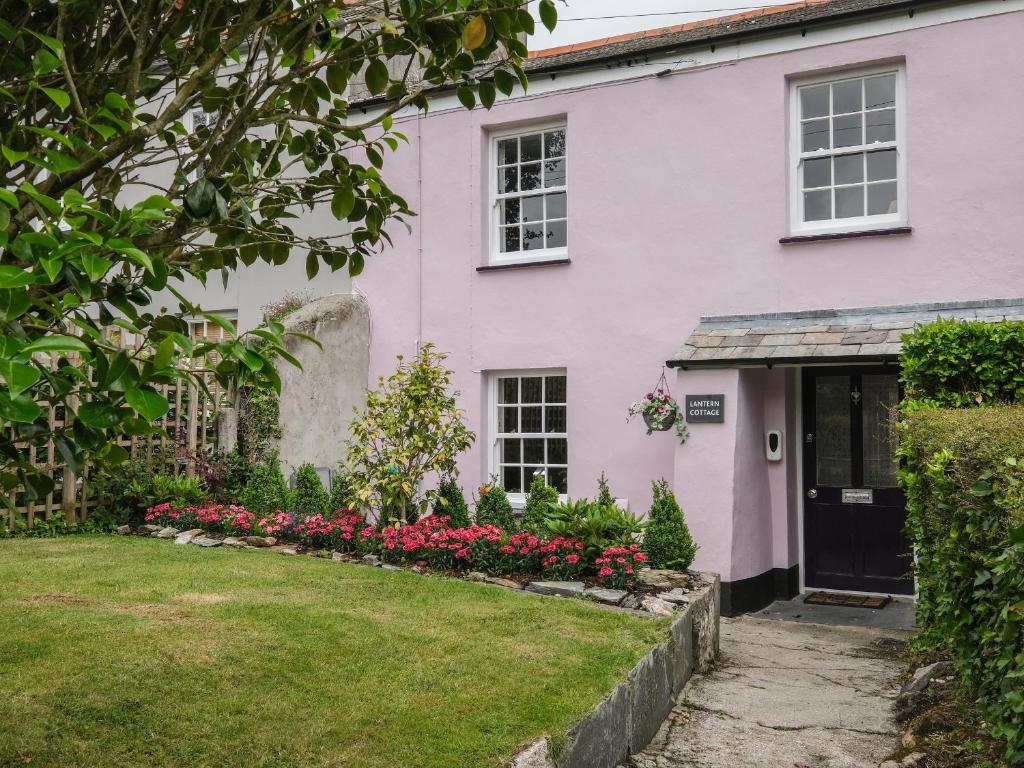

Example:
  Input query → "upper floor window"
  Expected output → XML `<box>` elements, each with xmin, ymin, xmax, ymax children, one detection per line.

<box><xmin>791</xmin><ymin>66</ymin><xmax>905</xmax><ymax>234</ymax></box>
<box><xmin>490</xmin><ymin>125</ymin><xmax>567</xmax><ymax>264</ymax></box>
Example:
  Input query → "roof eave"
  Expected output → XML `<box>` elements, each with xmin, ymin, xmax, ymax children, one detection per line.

<box><xmin>666</xmin><ymin>353</ymin><xmax>901</xmax><ymax>369</ymax></box>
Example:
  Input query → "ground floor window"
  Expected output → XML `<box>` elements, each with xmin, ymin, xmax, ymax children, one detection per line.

<box><xmin>494</xmin><ymin>372</ymin><xmax>567</xmax><ymax>494</ymax></box>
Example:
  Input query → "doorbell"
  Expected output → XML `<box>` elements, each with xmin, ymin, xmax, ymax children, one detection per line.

<box><xmin>766</xmin><ymin>430</ymin><xmax>783</xmax><ymax>462</ymax></box>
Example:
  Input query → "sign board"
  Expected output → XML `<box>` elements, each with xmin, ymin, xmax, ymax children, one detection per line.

<box><xmin>842</xmin><ymin>488</ymin><xmax>874</xmax><ymax>504</ymax></box>
<box><xmin>685</xmin><ymin>394</ymin><xmax>725</xmax><ymax>423</ymax></box>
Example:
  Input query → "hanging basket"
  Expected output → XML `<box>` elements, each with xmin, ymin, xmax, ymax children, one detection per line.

<box><xmin>643</xmin><ymin>402</ymin><xmax>678</xmax><ymax>432</ymax></box>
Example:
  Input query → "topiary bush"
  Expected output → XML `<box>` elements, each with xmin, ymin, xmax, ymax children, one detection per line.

<box><xmin>643</xmin><ymin>479</ymin><xmax>697</xmax><ymax>570</ymax></box>
<box><xmin>522</xmin><ymin>472</ymin><xmax>558</xmax><ymax>533</ymax></box>
<box><xmin>474</xmin><ymin>478</ymin><xmax>516</xmax><ymax>531</ymax></box>
<box><xmin>241</xmin><ymin>452</ymin><xmax>289</xmax><ymax>516</ymax></box>
<box><xmin>289</xmin><ymin>463</ymin><xmax>330</xmax><ymax>517</ymax></box>
<box><xmin>432</xmin><ymin>478</ymin><xmax>471</xmax><ymax>528</ymax></box>
<box><xmin>901</xmin><ymin>317</ymin><xmax>1024</xmax><ymax>409</ymax></box>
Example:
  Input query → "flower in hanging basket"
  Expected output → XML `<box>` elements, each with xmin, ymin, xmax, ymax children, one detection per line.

<box><xmin>628</xmin><ymin>388</ymin><xmax>688</xmax><ymax>443</ymax></box>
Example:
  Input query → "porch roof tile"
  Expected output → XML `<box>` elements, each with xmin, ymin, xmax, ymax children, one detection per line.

<box><xmin>668</xmin><ymin>298</ymin><xmax>1024</xmax><ymax>368</ymax></box>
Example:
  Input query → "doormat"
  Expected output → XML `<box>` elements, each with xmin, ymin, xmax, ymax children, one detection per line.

<box><xmin>803</xmin><ymin>591</ymin><xmax>891</xmax><ymax>609</ymax></box>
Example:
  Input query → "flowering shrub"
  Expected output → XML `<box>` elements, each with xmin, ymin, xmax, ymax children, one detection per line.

<box><xmin>595</xmin><ymin>544</ymin><xmax>647</xmax><ymax>590</ymax></box>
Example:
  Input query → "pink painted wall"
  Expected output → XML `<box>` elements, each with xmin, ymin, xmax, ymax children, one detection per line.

<box><xmin>353</xmin><ymin>10</ymin><xmax>1024</xmax><ymax>582</ymax></box>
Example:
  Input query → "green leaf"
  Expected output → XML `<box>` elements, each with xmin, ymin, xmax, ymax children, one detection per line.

<box><xmin>0</xmin><ymin>266</ymin><xmax>35</xmax><ymax>288</ymax></box>
<box><xmin>81</xmin><ymin>253</ymin><xmax>113</xmax><ymax>282</ymax></box>
<box><xmin>40</xmin><ymin>86</ymin><xmax>71</xmax><ymax>112</ymax></box>
<box><xmin>0</xmin><ymin>361</ymin><xmax>40</xmax><ymax>398</ymax></box>
<box><xmin>538</xmin><ymin>0</ymin><xmax>558</xmax><ymax>32</ymax></box>
<box><xmin>124</xmin><ymin>386</ymin><xmax>170</xmax><ymax>421</ymax></box>
<box><xmin>364</xmin><ymin>59</ymin><xmax>388</xmax><ymax>96</ymax></box>
<box><xmin>27</xmin><ymin>30</ymin><xmax>63</xmax><ymax>54</ymax></box>
<box><xmin>0</xmin><ymin>289</ymin><xmax>30</xmax><ymax>321</ymax></box>
<box><xmin>0</xmin><ymin>392</ymin><xmax>41</xmax><ymax>423</ymax></box>
<box><xmin>153</xmin><ymin>336</ymin><xmax>175</xmax><ymax>369</ymax></box>
<box><xmin>305</xmin><ymin>251</ymin><xmax>319</xmax><ymax>280</ymax></box>
<box><xmin>33</xmin><ymin>49</ymin><xmax>60</xmax><ymax>76</ymax></box>
<box><xmin>330</xmin><ymin>187</ymin><xmax>355</xmax><ymax>220</ymax></box>
<box><xmin>456</xmin><ymin>86</ymin><xmax>475</xmax><ymax>110</ymax></box>
<box><xmin>479</xmin><ymin>80</ymin><xmax>496</xmax><ymax>109</ymax></box>
<box><xmin>184</xmin><ymin>179</ymin><xmax>217</xmax><ymax>218</ymax></box>
<box><xmin>1</xmin><ymin>145</ymin><xmax>28</xmax><ymax>165</ymax></box>
<box><xmin>77</xmin><ymin>401</ymin><xmax>126</xmax><ymax>429</ymax></box>
<box><xmin>494</xmin><ymin>69</ymin><xmax>516</xmax><ymax>96</ymax></box>
<box><xmin>21</xmin><ymin>334</ymin><xmax>90</xmax><ymax>355</ymax></box>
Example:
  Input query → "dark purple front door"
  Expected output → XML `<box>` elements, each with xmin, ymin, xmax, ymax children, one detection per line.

<box><xmin>802</xmin><ymin>368</ymin><xmax>914</xmax><ymax>595</ymax></box>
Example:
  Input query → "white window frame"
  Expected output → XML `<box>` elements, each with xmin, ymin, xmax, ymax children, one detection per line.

<box><xmin>184</xmin><ymin>107</ymin><xmax>218</xmax><ymax>183</ymax></box>
<box><xmin>188</xmin><ymin>311</ymin><xmax>238</xmax><ymax>341</ymax></box>
<box><xmin>488</xmin><ymin>121</ymin><xmax>568</xmax><ymax>266</ymax></box>
<box><xmin>788</xmin><ymin>64</ymin><xmax>907</xmax><ymax>236</ymax></box>
<box><xmin>488</xmin><ymin>369</ymin><xmax>568</xmax><ymax>509</ymax></box>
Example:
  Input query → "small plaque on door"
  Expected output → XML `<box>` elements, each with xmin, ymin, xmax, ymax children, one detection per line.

<box><xmin>842</xmin><ymin>488</ymin><xmax>873</xmax><ymax>504</ymax></box>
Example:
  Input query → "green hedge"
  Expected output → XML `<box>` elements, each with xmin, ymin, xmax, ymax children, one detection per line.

<box><xmin>901</xmin><ymin>317</ymin><xmax>1024</xmax><ymax>408</ymax></box>
<box><xmin>900</xmin><ymin>406</ymin><xmax>1024</xmax><ymax>762</ymax></box>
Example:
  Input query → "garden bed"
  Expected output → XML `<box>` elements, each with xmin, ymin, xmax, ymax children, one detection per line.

<box><xmin>1</xmin><ymin>536</ymin><xmax>677</xmax><ymax>768</ymax></box>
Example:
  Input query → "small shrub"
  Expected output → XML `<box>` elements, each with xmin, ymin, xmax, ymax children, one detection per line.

<box><xmin>91</xmin><ymin>448</ymin><xmax>176</xmax><ymax>525</ymax></box>
<box><xmin>544</xmin><ymin>498</ymin><xmax>643</xmax><ymax>564</ymax></box>
<box><xmin>596</xmin><ymin>471</ymin><xmax>615</xmax><ymax>508</ymax></box>
<box><xmin>242</xmin><ymin>453</ymin><xmax>289</xmax><ymax>516</ymax></box>
<box><xmin>475</xmin><ymin>479</ymin><xmax>516</xmax><ymax>531</ymax></box>
<box><xmin>328</xmin><ymin>471</ymin><xmax>353</xmax><ymax>513</ymax></box>
<box><xmin>522</xmin><ymin>473</ymin><xmax>559</xmax><ymax>533</ymax></box>
<box><xmin>433</xmin><ymin>478</ymin><xmax>471</xmax><ymax>528</ymax></box>
<box><xmin>289</xmin><ymin>463</ymin><xmax>330</xmax><ymax>517</ymax></box>
<box><xmin>642</xmin><ymin>479</ymin><xmax>696</xmax><ymax>570</ymax></box>
<box><xmin>194</xmin><ymin>448</ymin><xmax>252</xmax><ymax>503</ymax></box>
<box><xmin>152</xmin><ymin>474</ymin><xmax>207</xmax><ymax>509</ymax></box>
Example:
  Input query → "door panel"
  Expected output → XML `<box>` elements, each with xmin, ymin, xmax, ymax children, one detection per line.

<box><xmin>803</xmin><ymin>368</ymin><xmax>914</xmax><ymax>594</ymax></box>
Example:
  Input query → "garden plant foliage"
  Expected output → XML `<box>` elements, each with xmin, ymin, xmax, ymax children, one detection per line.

<box><xmin>899</xmin><ymin>318</ymin><xmax>1024</xmax><ymax>763</ymax></box>
<box><xmin>642</xmin><ymin>479</ymin><xmax>696</xmax><ymax>571</ymax></box>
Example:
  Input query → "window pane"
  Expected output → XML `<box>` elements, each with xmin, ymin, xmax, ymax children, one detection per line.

<box><xmin>865</xmin><ymin>74</ymin><xmax>896</xmax><ymax>110</ymax></box>
<box><xmin>832</xmin><ymin>79</ymin><xmax>862</xmax><ymax>114</ymax></box>
<box><xmin>521</xmin><ymin>134</ymin><xmax>542</xmax><ymax>162</ymax></box>
<box><xmin>545</xmin><ymin>376</ymin><xmax>566</xmax><ymax>403</ymax></box>
<box><xmin>521</xmin><ymin>406</ymin><xmax>542</xmax><ymax>432</ymax></box>
<box><xmin>548</xmin><ymin>437</ymin><xmax>567</xmax><ymax>464</ymax></box>
<box><xmin>833</xmin><ymin>113</ymin><xmax>862</xmax><ymax>148</ymax></box>
<box><xmin>499</xmin><ymin>378</ymin><xmax>518</xmax><ymax>404</ymax></box>
<box><xmin>521</xmin><ymin>377</ymin><xmax>542</xmax><ymax>403</ymax></box>
<box><xmin>815</xmin><ymin>376</ymin><xmax>852</xmax><ymax>486</ymax></box>
<box><xmin>521</xmin><ymin>162</ymin><xmax>541</xmax><ymax>191</ymax></box>
<box><xmin>500</xmin><ymin>225</ymin><xmax>520</xmax><ymax>253</ymax></box>
<box><xmin>544</xmin><ymin>129</ymin><xmax>566</xmax><ymax>158</ymax></box>
<box><xmin>803</xmin><ymin>157</ymin><xmax>830</xmax><ymax>188</ymax></box>
<box><xmin>802</xmin><ymin>119</ymin><xmax>830</xmax><ymax>152</ymax></box>
<box><xmin>500</xmin><ymin>167</ymin><xmax>518</xmax><ymax>193</ymax></box>
<box><xmin>522</xmin><ymin>224</ymin><xmax>545</xmax><ymax>250</ymax></box>
<box><xmin>523</xmin><ymin>467</ymin><xmax>544</xmax><ymax>488</ymax></box>
<box><xmin>498</xmin><ymin>138</ymin><xmax>518</xmax><ymax>164</ymax></box>
<box><xmin>523</xmin><ymin>438</ymin><xmax>545</xmax><ymax>463</ymax></box>
<box><xmin>862</xmin><ymin>375</ymin><xmax>899</xmax><ymax>487</ymax></box>
<box><xmin>866</xmin><ymin>149</ymin><xmax>897</xmax><ymax>181</ymax></box>
<box><xmin>502</xmin><ymin>465</ymin><xmax>522</xmax><ymax>494</ymax></box>
<box><xmin>543</xmin><ymin>159</ymin><xmax>566</xmax><ymax>187</ymax></box>
<box><xmin>500</xmin><ymin>406</ymin><xmax>518</xmax><ymax>433</ymax></box>
<box><xmin>800</xmin><ymin>84</ymin><xmax>829</xmax><ymax>119</ymax></box>
<box><xmin>521</xmin><ymin>195</ymin><xmax>543</xmax><ymax>223</ymax></box>
<box><xmin>834</xmin><ymin>153</ymin><xmax>863</xmax><ymax>185</ymax></box>
<box><xmin>865</xmin><ymin>108</ymin><xmax>895</xmax><ymax>143</ymax></box>
<box><xmin>501</xmin><ymin>438</ymin><xmax>521</xmax><ymax>463</ymax></box>
<box><xmin>500</xmin><ymin>198</ymin><xmax>520</xmax><ymax>224</ymax></box>
<box><xmin>549</xmin><ymin>467</ymin><xmax>568</xmax><ymax>494</ymax></box>
<box><xmin>835</xmin><ymin>185</ymin><xmax>865</xmax><ymax>218</ymax></box>
<box><xmin>545</xmin><ymin>405</ymin><xmax>567</xmax><ymax>433</ymax></box>
<box><xmin>803</xmin><ymin>189</ymin><xmax>831</xmax><ymax>221</ymax></box>
<box><xmin>546</xmin><ymin>221</ymin><xmax>567</xmax><ymax>249</ymax></box>
<box><xmin>867</xmin><ymin>182</ymin><xmax>898</xmax><ymax>215</ymax></box>
<box><xmin>545</xmin><ymin>192</ymin><xmax>566</xmax><ymax>219</ymax></box>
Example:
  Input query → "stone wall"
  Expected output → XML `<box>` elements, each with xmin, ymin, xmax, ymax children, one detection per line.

<box><xmin>275</xmin><ymin>293</ymin><xmax>369</xmax><ymax>476</ymax></box>
<box><xmin>512</xmin><ymin>574</ymin><xmax>721</xmax><ymax>768</ymax></box>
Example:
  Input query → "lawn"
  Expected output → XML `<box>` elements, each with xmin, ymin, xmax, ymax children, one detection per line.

<box><xmin>0</xmin><ymin>536</ymin><xmax>666</xmax><ymax>768</ymax></box>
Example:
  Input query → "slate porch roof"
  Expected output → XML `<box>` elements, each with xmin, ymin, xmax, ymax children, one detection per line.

<box><xmin>668</xmin><ymin>298</ymin><xmax>1024</xmax><ymax>368</ymax></box>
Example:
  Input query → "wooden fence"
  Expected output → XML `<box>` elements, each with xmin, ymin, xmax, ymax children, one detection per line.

<box><xmin>6</xmin><ymin>353</ymin><xmax>229</xmax><ymax>530</ymax></box>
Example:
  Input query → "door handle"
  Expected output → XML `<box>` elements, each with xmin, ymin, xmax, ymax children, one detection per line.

<box><xmin>807</xmin><ymin>488</ymin><xmax>818</xmax><ymax>499</ymax></box>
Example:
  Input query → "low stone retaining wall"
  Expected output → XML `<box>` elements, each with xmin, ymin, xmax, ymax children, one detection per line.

<box><xmin>512</xmin><ymin>574</ymin><xmax>720</xmax><ymax>768</ymax></box>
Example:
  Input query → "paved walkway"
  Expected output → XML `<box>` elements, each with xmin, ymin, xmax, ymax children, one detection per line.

<box><xmin>624</xmin><ymin>616</ymin><xmax>912</xmax><ymax>768</ymax></box>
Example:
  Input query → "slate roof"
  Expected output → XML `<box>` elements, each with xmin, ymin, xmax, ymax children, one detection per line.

<box><xmin>668</xmin><ymin>298</ymin><xmax>1024</xmax><ymax>368</ymax></box>
<box><xmin>525</xmin><ymin>0</ymin><xmax>937</xmax><ymax>73</ymax></box>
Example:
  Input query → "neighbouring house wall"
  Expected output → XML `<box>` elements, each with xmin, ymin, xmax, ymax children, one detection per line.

<box><xmin>275</xmin><ymin>293</ymin><xmax>370</xmax><ymax>476</ymax></box>
<box><xmin>353</xmin><ymin>8</ymin><xmax>1024</xmax><ymax>595</ymax></box>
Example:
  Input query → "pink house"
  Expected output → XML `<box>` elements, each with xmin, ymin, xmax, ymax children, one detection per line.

<box><xmin>352</xmin><ymin>0</ymin><xmax>1024</xmax><ymax>613</ymax></box>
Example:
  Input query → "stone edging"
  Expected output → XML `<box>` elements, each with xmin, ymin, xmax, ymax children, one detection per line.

<box><xmin>510</xmin><ymin>574</ymin><xmax>721</xmax><ymax>768</ymax></box>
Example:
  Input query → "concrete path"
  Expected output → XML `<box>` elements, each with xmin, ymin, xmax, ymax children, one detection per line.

<box><xmin>624</xmin><ymin>616</ymin><xmax>911</xmax><ymax>768</ymax></box>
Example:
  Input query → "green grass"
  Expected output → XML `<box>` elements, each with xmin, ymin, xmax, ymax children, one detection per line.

<box><xmin>0</xmin><ymin>536</ymin><xmax>666</xmax><ymax>768</ymax></box>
